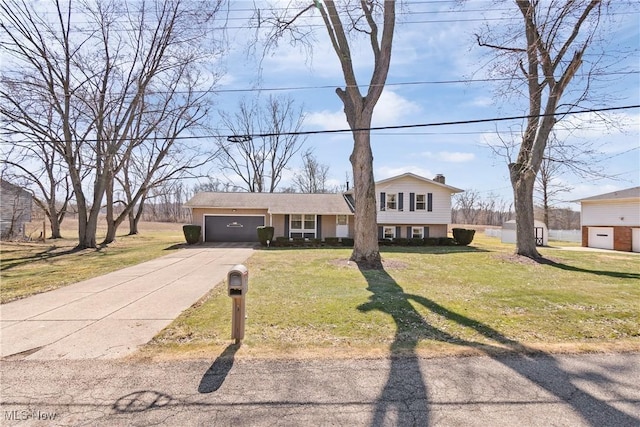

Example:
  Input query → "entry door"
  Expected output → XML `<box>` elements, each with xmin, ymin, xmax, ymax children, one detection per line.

<box><xmin>336</xmin><ymin>215</ymin><xmax>349</xmax><ymax>238</ymax></box>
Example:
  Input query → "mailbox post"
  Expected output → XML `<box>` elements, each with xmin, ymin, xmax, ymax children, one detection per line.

<box><xmin>227</xmin><ymin>264</ymin><xmax>248</xmax><ymax>344</ymax></box>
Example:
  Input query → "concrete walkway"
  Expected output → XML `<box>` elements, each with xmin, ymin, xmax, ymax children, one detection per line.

<box><xmin>0</xmin><ymin>244</ymin><xmax>254</xmax><ymax>360</ymax></box>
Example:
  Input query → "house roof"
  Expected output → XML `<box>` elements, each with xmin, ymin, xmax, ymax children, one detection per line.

<box><xmin>575</xmin><ymin>186</ymin><xmax>640</xmax><ymax>203</ymax></box>
<box><xmin>184</xmin><ymin>192</ymin><xmax>355</xmax><ymax>215</ymax></box>
<box><xmin>374</xmin><ymin>172</ymin><xmax>464</xmax><ymax>193</ymax></box>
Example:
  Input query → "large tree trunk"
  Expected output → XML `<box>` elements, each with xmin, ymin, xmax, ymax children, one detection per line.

<box><xmin>510</xmin><ymin>163</ymin><xmax>540</xmax><ymax>258</ymax></box>
<box><xmin>103</xmin><ymin>171</ymin><xmax>117</xmax><ymax>245</ymax></box>
<box><xmin>350</xmin><ymin>127</ymin><xmax>381</xmax><ymax>268</ymax></box>
<box><xmin>48</xmin><ymin>212</ymin><xmax>62</xmax><ymax>239</ymax></box>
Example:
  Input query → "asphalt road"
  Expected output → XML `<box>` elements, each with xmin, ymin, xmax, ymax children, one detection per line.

<box><xmin>1</xmin><ymin>352</ymin><xmax>638</xmax><ymax>426</ymax></box>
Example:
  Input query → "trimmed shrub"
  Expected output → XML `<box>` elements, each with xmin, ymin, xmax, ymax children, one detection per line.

<box><xmin>182</xmin><ymin>224</ymin><xmax>201</xmax><ymax>245</ymax></box>
<box><xmin>408</xmin><ymin>238</ymin><xmax>425</xmax><ymax>246</ymax></box>
<box><xmin>341</xmin><ymin>237</ymin><xmax>354</xmax><ymax>247</ymax></box>
<box><xmin>292</xmin><ymin>237</ymin><xmax>306</xmax><ymax>247</ymax></box>
<box><xmin>378</xmin><ymin>239</ymin><xmax>392</xmax><ymax>246</ymax></box>
<box><xmin>452</xmin><ymin>228</ymin><xmax>476</xmax><ymax>246</ymax></box>
<box><xmin>438</xmin><ymin>237</ymin><xmax>456</xmax><ymax>246</ymax></box>
<box><xmin>423</xmin><ymin>237</ymin><xmax>439</xmax><ymax>246</ymax></box>
<box><xmin>310</xmin><ymin>238</ymin><xmax>322</xmax><ymax>247</ymax></box>
<box><xmin>256</xmin><ymin>226</ymin><xmax>275</xmax><ymax>246</ymax></box>
<box><xmin>393</xmin><ymin>237</ymin><xmax>409</xmax><ymax>246</ymax></box>
<box><xmin>274</xmin><ymin>236</ymin><xmax>291</xmax><ymax>247</ymax></box>
<box><xmin>324</xmin><ymin>237</ymin><xmax>339</xmax><ymax>246</ymax></box>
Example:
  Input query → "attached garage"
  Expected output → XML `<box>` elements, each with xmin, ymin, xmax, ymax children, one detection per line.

<box><xmin>587</xmin><ymin>227</ymin><xmax>614</xmax><ymax>250</ymax></box>
<box><xmin>204</xmin><ymin>215</ymin><xmax>264</xmax><ymax>242</ymax></box>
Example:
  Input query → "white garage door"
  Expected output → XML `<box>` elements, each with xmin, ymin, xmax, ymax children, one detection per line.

<box><xmin>588</xmin><ymin>227</ymin><xmax>614</xmax><ymax>250</ymax></box>
<box><xmin>632</xmin><ymin>228</ymin><xmax>640</xmax><ymax>253</ymax></box>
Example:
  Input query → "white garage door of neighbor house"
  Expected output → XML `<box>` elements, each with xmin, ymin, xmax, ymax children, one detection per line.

<box><xmin>632</xmin><ymin>228</ymin><xmax>640</xmax><ymax>253</ymax></box>
<box><xmin>204</xmin><ymin>215</ymin><xmax>264</xmax><ymax>242</ymax></box>
<box><xmin>588</xmin><ymin>227</ymin><xmax>614</xmax><ymax>250</ymax></box>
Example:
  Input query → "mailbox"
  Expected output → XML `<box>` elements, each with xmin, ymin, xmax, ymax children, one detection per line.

<box><xmin>227</xmin><ymin>264</ymin><xmax>248</xmax><ymax>343</ymax></box>
<box><xmin>227</xmin><ymin>264</ymin><xmax>248</xmax><ymax>298</ymax></box>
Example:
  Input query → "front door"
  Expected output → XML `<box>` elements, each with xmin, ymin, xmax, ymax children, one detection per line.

<box><xmin>336</xmin><ymin>215</ymin><xmax>349</xmax><ymax>238</ymax></box>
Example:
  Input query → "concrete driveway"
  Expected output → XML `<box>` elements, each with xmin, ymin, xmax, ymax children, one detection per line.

<box><xmin>0</xmin><ymin>244</ymin><xmax>254</xmax><ymax>360</ymax></box>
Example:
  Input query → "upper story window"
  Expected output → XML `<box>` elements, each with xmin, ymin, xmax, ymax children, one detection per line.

<box><xmin>416</xmin><ymin>194</ymin><xmax>426</xmax><ymax>210</ymax></box>
<box><xmin>386</xmin><ymin>193</ymin><xmax>397</xmax><ymax>210</ymax></box>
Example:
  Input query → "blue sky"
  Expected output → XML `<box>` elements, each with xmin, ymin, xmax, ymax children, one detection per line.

<box><xmin>209</xmin><ymin>1</ymin><xmax>639</xmax><ymax>207</ymax></box>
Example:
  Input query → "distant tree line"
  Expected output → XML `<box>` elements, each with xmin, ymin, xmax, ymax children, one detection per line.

<box><xmin>452</xmin><ymin>190</ymin><xmax>580</xmax><ymax>229</ymax></box>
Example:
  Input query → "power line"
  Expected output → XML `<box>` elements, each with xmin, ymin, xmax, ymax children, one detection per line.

<box><xmin>229</xmin><ymin>104</ymin><xmax>640</xmax><ymax>140</ymax></box>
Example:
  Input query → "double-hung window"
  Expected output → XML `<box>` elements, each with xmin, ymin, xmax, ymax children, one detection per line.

<box><xmin>416</xmin><ymin>194</ymin><xmax>426</xmax><ymax>210</ymax></box>
<box><xmin>412</xmin><ymin>227</ymin><xmax>423</xmax><ymax>239</ymax></box>
<box><xmin>386</xmin><ymin>193</ymin><xmax>397</xmax><ymax>210</ymax></box>
<box><xmin>383</xmin><ymin>226</ymin><xmax>395</xmax><ymax>239</ymax></box>
<box><xmin>290</xmin><ymin>214</ymin><xmax>316</xmax><ymax>238</ymax></box>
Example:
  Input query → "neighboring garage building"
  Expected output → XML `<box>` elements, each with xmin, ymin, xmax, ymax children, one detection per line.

<box><xmin>575</xmin><ymin>186</ymin><xmax>640</xmax><ymax>252</ymax></box>
<box><xmin>184</xmin><ymin>192</ymin><xmax>354</xmax><ymax>243</ymax></box>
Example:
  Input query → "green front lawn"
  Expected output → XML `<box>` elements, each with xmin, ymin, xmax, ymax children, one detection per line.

<box><xmin>0</xmin><ymin>222</ymin><xmax>184</xmax><ymax>303</ymax></box>
<box><xmin>143</xmin><ymin>235</ymin><xmax>640</xmax><ymax>359</ymax></box>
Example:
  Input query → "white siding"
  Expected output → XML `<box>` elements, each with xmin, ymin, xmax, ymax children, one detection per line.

<box><xmin>581</xmin><ymin>201</ymin><xmax>640</xmax><ymax>227</ymax></box>
<box><xmin>376</xmin><ymin>175</ymin><xmax>453</xmax><ymax>225</ymax></box>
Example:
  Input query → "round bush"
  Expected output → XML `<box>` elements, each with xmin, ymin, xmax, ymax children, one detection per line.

<box><xmin>452</xmin><ymin>228</ymin><xmax>476</xmax><ymax>246</ymax></box>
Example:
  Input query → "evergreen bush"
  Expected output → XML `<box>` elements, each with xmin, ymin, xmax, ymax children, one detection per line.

<box><xmin>341</xmin><ymin>238</ymin><xmax>354</xmax><ymax>247</ymax></box>
<box><xmin>182</xmin><ymin>225</ymin><xmax>201</xmax><ymax>245</ymax></box>
<box><xmin>256</xmin><ymin>226</ymin><xmax>275</xmax><ymax>246</ymax></box>
<box><xmin>452</xmin><ymin>228</ymin><xmax>476</xmax><ymax>246</ymax></box>
<box><xmin>324</xmin><ymin>237</ymin><xmax>339</xmax><ymax>246</ymax></box>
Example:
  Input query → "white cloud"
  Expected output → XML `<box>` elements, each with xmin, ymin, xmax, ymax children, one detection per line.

<box><xmin>305</xmin><ymin>109</ymin><xmax>349</xmax><ymax>130</ymax></box>
<box><xmin>305</xmin><ymin>89</ymin><xmax>421</xmax><ymax>130</ymax></box>
<box><xmin>372</xmin><ymin>90</ymin><xmax>422</xmax><ymax>126</ymax></box>
<box><xmin>422</xmin><ymin>151</ymin><xmax>475</xmax><ymax>163</ymax></box>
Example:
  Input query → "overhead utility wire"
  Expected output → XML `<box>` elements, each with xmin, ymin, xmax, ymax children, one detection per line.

<box><xmin>5</xmin><ymin>105</ymin><xmax>637</xmax><ymax>144</ymax></box>
<box><xmin>226</xmin><ymin>104</ymin><xmax>640</xmax><ymax>141</ymax></box>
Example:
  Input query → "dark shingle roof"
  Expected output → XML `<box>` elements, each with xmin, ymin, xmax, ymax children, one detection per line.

<box><xmin>184</xmin><ymin>192</ymin><xmax>354</xmax><ymax>215</ymax></box>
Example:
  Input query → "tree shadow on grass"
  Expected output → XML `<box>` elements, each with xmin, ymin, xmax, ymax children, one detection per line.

<box><xmin>356</xmin><ymin>263</ymin><xmax>638</xmax><ymax>427</ymax></box>
<box><xmin>0</xmin><ymin>246</ymin><xmax>81</xmax><ymax>272</ymax></box>
<box><xmin>379</xmin><ymin>245</ymin><xmax>490</xmax><ymax>255</ymax></box>
<box><xmin>537</xmin><ymin>257</ymin><xmax>640</xmax><ymax>280</ymax></box>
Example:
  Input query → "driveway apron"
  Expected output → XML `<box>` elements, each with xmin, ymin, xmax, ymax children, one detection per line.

<box><xmin>0</xmin><ymin>245</ymin><xmax>254</xmax><ymax>360</ymax></box>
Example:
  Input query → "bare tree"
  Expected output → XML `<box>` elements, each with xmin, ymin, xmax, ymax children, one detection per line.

<box><xmin>0</xmin><ymin>0</ymin><xmax>223</xmax><ymax>249</ymax></box>
<box><xmin>255</xmin><ymin>1</ymin><xmax>395</xmax><ymax>267</ymax></box>
<box><xmin>292</xmin><ymin>149</ymin><xmax>330</xmax><ymax>193</ymax></box>
<box><xmin>476</xmin><ymin>0</ymin><xmax>620</xmax><ymax>258</ymax></box>
<box><xmin>535</xmin><ymin>144</ymin><xmax>573</xmax><ymax>228</ymax></box>
<box><xmin>453</xmin><ymin>190</ymin><xmax>481</xmax><ymax>224</ymax></box>
<box><xmin>103</xmin><ymin>76</ymin><xmax>219</xmax><ymax>243</ymax></box>
<box><xmin>216</xmin><ymin>95</ymin><xmax>306</xmax><ymax>192</ymax></box>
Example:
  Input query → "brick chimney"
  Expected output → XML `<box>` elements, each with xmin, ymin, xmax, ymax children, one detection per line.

<box><xmin>433</xmin><ymin>174</ymin><xmax>445</xmax><ymax>184</ymax></box>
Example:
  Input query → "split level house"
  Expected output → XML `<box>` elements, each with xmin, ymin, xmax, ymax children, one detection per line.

<box><xmin>184</xmin><ymin>173</ymin><xmax>464</xmax><ymax>243</ymax></box>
